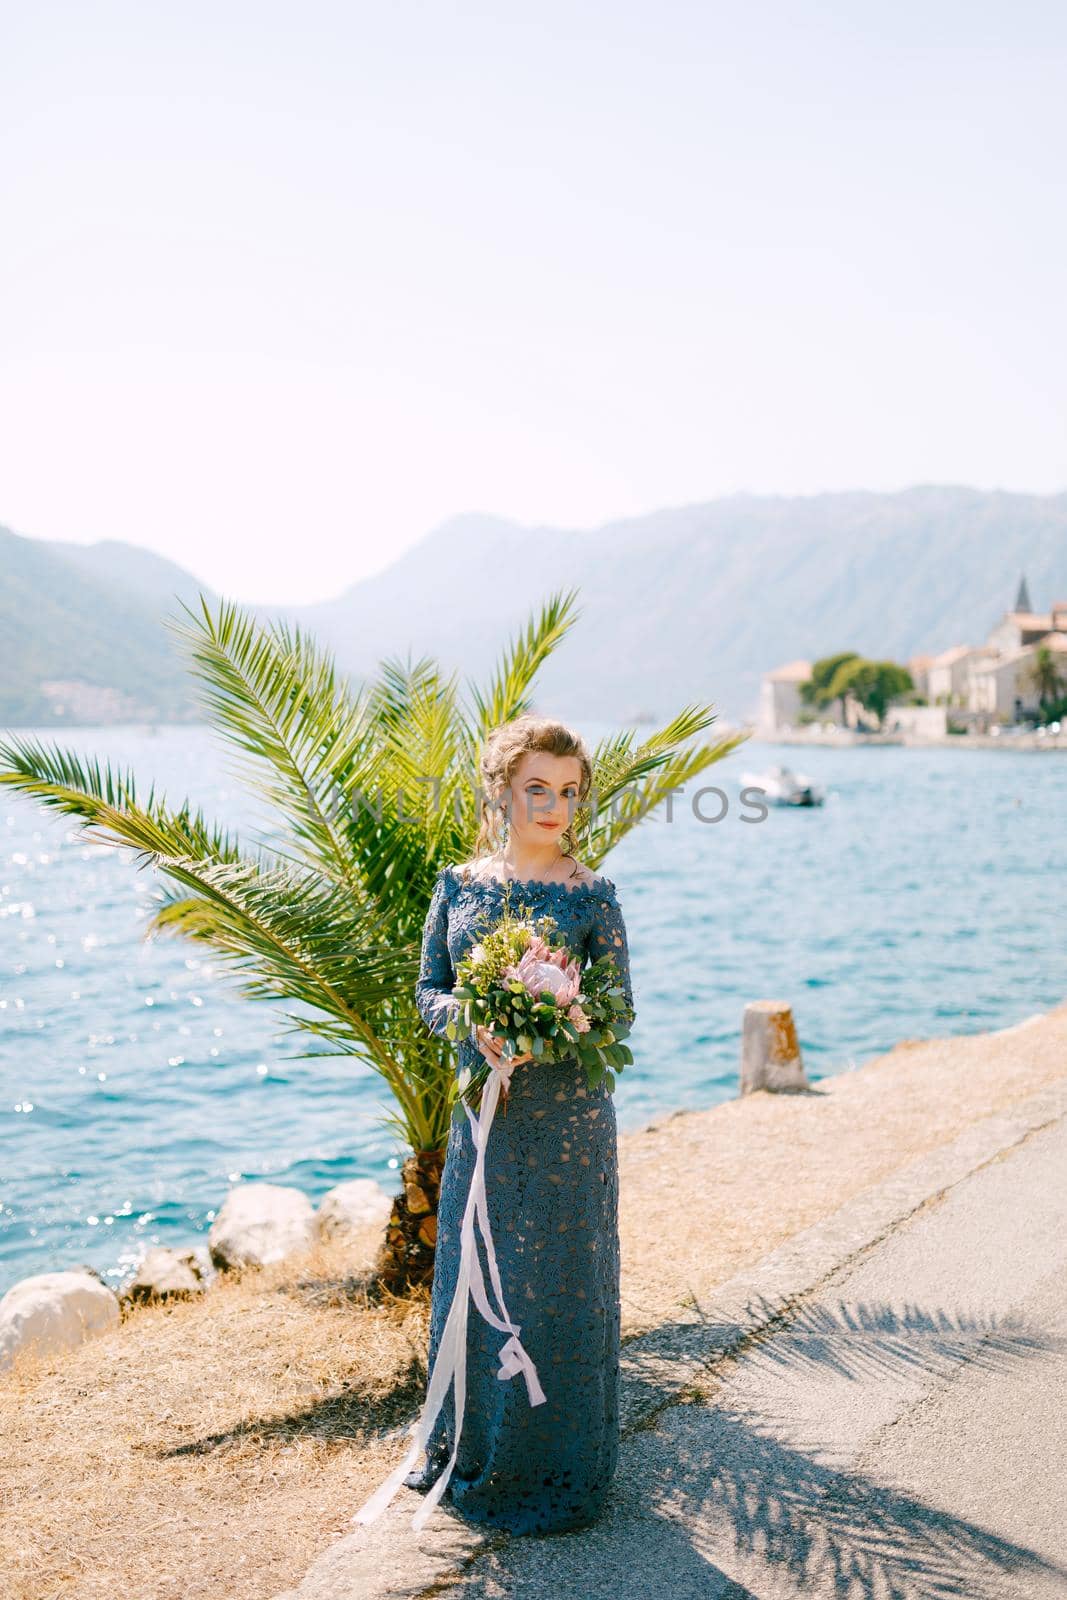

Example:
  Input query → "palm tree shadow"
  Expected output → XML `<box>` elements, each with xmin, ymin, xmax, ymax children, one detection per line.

<box><xmin>160</xmin><ymin>1351</ymin><xmax>428</xmax><ymax>1459</ymax></box>
<box><xmin>156</xmin><ymin>1290</ymin><xmax>1064</xmax><ymax>1597</ymax></box>
<box><xmin>159</xmin><ymin>1266</ymin><xmax>432</xmax><ymax>1459</ymax></box>
<box><xmin>636</xmin><ymin>1401</ymin><xmax>1064</xmax><ymax>1600</ymax></box>
<box><xmin>619</xmin><ymin>1293</ymin><xmax>1057</xmax><ymax>1426</ymax></box>
<box><xmin>457</xmin><ymin>1412</ymin><xmax>1063</xmax><ymax>1600</ymax></box>
<box><xmin>457</xmin><ymin>1297</ymin><xmax>1064</xmax><ymax>1599</ymax></box>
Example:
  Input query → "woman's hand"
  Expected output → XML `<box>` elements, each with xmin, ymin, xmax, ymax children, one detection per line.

<box><xmin>475</xmin><ymin>1025</ymin><xmax>533</xmax><ymax>1079</ymax></box>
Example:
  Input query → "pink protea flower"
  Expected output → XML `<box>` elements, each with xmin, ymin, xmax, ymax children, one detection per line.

<box><xmin>566</xmin><ymin>1003</ymin><xmax>591</xmax><ymax>1033</ymax></box>
<box><xmin>504</xmin><ymin>936</ymin><xmax>582</xmax><ymax>1005</ymax></box>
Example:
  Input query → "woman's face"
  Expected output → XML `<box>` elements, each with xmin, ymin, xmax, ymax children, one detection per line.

<box><xmin>502</xmin><ymin>751</ymin><xmax>583</xmax><ymax>848</ymax></box>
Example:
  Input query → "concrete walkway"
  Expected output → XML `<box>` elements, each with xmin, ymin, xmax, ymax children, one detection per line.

<box><xmin>273</xmin><ymin>1077</ymin><xmax>1067</xmax><ymax>1600</ymax></box>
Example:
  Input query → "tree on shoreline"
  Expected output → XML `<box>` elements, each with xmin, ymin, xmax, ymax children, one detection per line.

<box><xmin>802</xmin><ymin>652</ymin><xmax>912</xmax><ymax>729</ymax></box>
<box><xmin>0</xmin><ymin>589</ymin><xmax>745</xmax><ymax>1292</ymax></box>
<box><xmin>1024</xmin><ymin>643</ymin><xmax>1066</xmax><ymax>722</ymax></box>
<box><xmin>827</xmin><ymin>658</ymin><xmax>913</xmax><ymax>729</ymax></box>
<box><xmin>800</xmin><ymin>652</ymin><xmax>861</xmax><ymax>725</ymax></box>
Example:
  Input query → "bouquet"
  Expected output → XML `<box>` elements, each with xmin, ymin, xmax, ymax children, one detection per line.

<box><xmin>444</xmin><ymin>891</ymin><xmax>635</xmax><ymax>1112</ymax></box>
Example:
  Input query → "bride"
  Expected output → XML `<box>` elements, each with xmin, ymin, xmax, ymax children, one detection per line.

<box><xmin>354</xmin><ymin>713</ymin><xmax>635</xmax><ymax>1536</ymax></box>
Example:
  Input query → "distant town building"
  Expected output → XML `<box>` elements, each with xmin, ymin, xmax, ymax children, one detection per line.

<box><xmin>971</xmin><ymin>584</ymin><xmax>1067</xmax><ymax>718</ymax></box>
<box><xmin>906</xmin><ymin>652</ymin><xmax>933</xmax><ymax>700</ymax></box>
<box><xmin>757</xmin><ymin>577</ymin><xmax>1067</xmax><ymax>735</ymax></box>
<box><xmin>757</xmin><ymin>659</ymin><xmax>812</xmax><ymax>736</ymax></box>
<box><xmin>969</xmin><ymin>634</ymin><xmax>1067</xmax><ymax>721</ymax></box>
<box><xmin>39</xmin><ymin>680</ymin><xmax>154</xmax><ymax>722</ymax></box>
<box><xmin>986</xmin><ymin>604</ymin><xmax>1064</xmax><ymax>656</ymax></box>
<box><xmin>926</xmin><ymin>645</ymin><xmax>980</xmax><ymax>705</ymax></box>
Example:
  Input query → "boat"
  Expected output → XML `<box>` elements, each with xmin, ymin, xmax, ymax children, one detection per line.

<box><xmin>740</xmin><ymin>764</ymin><xmax>826</xmax><ymax>807</ymax></box>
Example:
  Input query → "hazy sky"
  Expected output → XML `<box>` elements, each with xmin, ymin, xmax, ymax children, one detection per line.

<box><xmin>2</xmin><ymin>2</ymin><xmax>1065</xmax><ymax>602</ymax></box>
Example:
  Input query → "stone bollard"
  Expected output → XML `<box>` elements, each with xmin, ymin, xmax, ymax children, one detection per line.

<box><xmin>740</xmin><ymin>1000</ymin><xmax>809</xmax><ymax>1094</ymax></box>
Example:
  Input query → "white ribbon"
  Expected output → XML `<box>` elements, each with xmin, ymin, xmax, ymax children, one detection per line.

<box><xmin>351</xmin><ymin>1062</ymin><xmax>547</xmax><ymax>1533</ymax></box>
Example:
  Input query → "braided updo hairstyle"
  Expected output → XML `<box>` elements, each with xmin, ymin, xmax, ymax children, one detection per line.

<box><xmin>473</xmin><ymin>714</ymin><xmax>593</xmax><ymax>862</ymax></box>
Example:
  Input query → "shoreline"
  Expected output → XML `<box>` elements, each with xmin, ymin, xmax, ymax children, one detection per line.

<box><xmin>748</xmin><ymin>728</ymin><xmax>1067</xmax><ymax>751</ymax></box>
<box><xmin>3</xmin><ymin>996</ymin><xmax>1067</xmax><ymax>1598</ymax></box>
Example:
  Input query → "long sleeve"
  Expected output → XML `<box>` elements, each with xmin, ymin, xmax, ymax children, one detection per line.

<box><xmin>587</xmin><ymin>889</ymin><xmax>635</xmax><ymax>1023</ymax></box>
<box><xmin>414</xmin><ymin>870</ymin><xmax>460</xmax><ymax>1040</ymax></box>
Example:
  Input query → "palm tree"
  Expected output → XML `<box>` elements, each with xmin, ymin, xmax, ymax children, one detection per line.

<box><xmin>0</xmin><ymin>588</ymin><xmax>746</xmax><ymax>1291</ymax></box>
<box><xmin>1024</xmin><ymin>644</ymin><xmax>1066</xmax><ymax>717</ymax></box>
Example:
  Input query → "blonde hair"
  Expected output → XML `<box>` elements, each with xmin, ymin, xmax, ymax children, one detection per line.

<box><xmin>473</xmin><ymin>714</ymin><xmax>593</xmax><ymax>860</ymax></box>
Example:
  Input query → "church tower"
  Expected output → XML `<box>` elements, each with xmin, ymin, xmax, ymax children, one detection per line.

<box><xmin>1014</xmin><ymin>574</ymin><xmax>1032</xmax><ymax>613</ymax></box>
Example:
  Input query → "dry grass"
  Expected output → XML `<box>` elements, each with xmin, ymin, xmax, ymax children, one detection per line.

<box><xmin>4</xmin><ymin>998</ymin><xmax>1067</xmax><ymax>1599</ymax></box>
<box><xmin>1</xmin><ymin>1233</ymin><xmax>430</xmax><ymax>1600</ymax></box>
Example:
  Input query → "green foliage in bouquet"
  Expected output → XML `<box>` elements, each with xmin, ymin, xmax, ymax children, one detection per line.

<box><xmin>443</xmin><ymin>890</ymin><xmax>635</xmax><ymax>1110</ymax></box>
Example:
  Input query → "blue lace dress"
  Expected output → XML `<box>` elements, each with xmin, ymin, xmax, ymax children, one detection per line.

<box><xmin>404</xmin><ymin>861</ymin><xmax>636</xmax><ymax>1535</ymax></box>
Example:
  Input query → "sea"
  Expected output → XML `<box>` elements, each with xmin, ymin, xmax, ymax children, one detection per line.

<box><xmin>2</xmin><ymin>722</ymin><xmax>1064</xmax><ymax>1298</ymax></box>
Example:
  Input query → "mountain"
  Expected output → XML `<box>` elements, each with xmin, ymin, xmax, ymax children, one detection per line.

<box><xmin>286</xmin><ymin>486</ymin><xmax>1067</xmax><ymax>723</ymax></box>
<box><xmin>3</xmin><ymin>487</ymin><xmax>1066</xmax><ymax>728</ymax></box>
<box><xmin>0</xmin><ymin>525</ymin><xmax>216</xmax><ymax>726</ymax></box>
<box><xmin>47</xmin><ymin>537</ymin><xmax>216</xmax><ymax>613</ymax></box>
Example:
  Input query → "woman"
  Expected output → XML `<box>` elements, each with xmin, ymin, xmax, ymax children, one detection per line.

<box><xmin>392</xmin><ymin>715</ymin><xmax>635</xmax><ymax>1535</ymax></box>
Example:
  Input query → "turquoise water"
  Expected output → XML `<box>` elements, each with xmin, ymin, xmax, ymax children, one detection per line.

<box><xmin>2</xmin><ymin>723</ymin><xmax>1064</xmax><ymax>1297</ymax></box>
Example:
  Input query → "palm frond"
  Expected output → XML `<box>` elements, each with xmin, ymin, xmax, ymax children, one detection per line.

<box><xmin>579</xmin><ymin>706</ymin><xmax>750</xmax><ymax>865</ymax></box>
<box><xmin>0</xmin><ymin>732</ymin><xmax>251</xmax><ymax>867</ymax></box>
<box><xmin>461</xmin><ymin>589</ymin><xmax>584</xmax><ymax>741</ymax></box>
<box><xmin>148</xmin><ymin>854</ymin><xmax>412</xmax><ymax>1063</ymax></box>
<box><xmin>163</xmin><ymin>596</ymin><xmax>373</xmax><ymax>893</ymax></box>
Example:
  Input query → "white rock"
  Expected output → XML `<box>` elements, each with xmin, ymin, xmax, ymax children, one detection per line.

<box><xmin>187</xmin><ymin>1244</ymin><xmax>216</xmax><ymax>1285</ymax></box>
<box><xmin>0</xmin><ymin>1268</ymin><xmax>120</xmax><ymax>1374</ymax></box>
<box><xmin>122</xmin><ymin>1246</ymin><xmax>211</xmax><ymax>1303</ymax></box>
<box><xmin>316</xmin><ymin>1178</ymin><xmax>394</xmax><ymax>1241</ymax></box>
<box><xmin>208</xmin><ymin>1182</ymin><xmax>316</xmax><ymax>1270</ymax></box>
